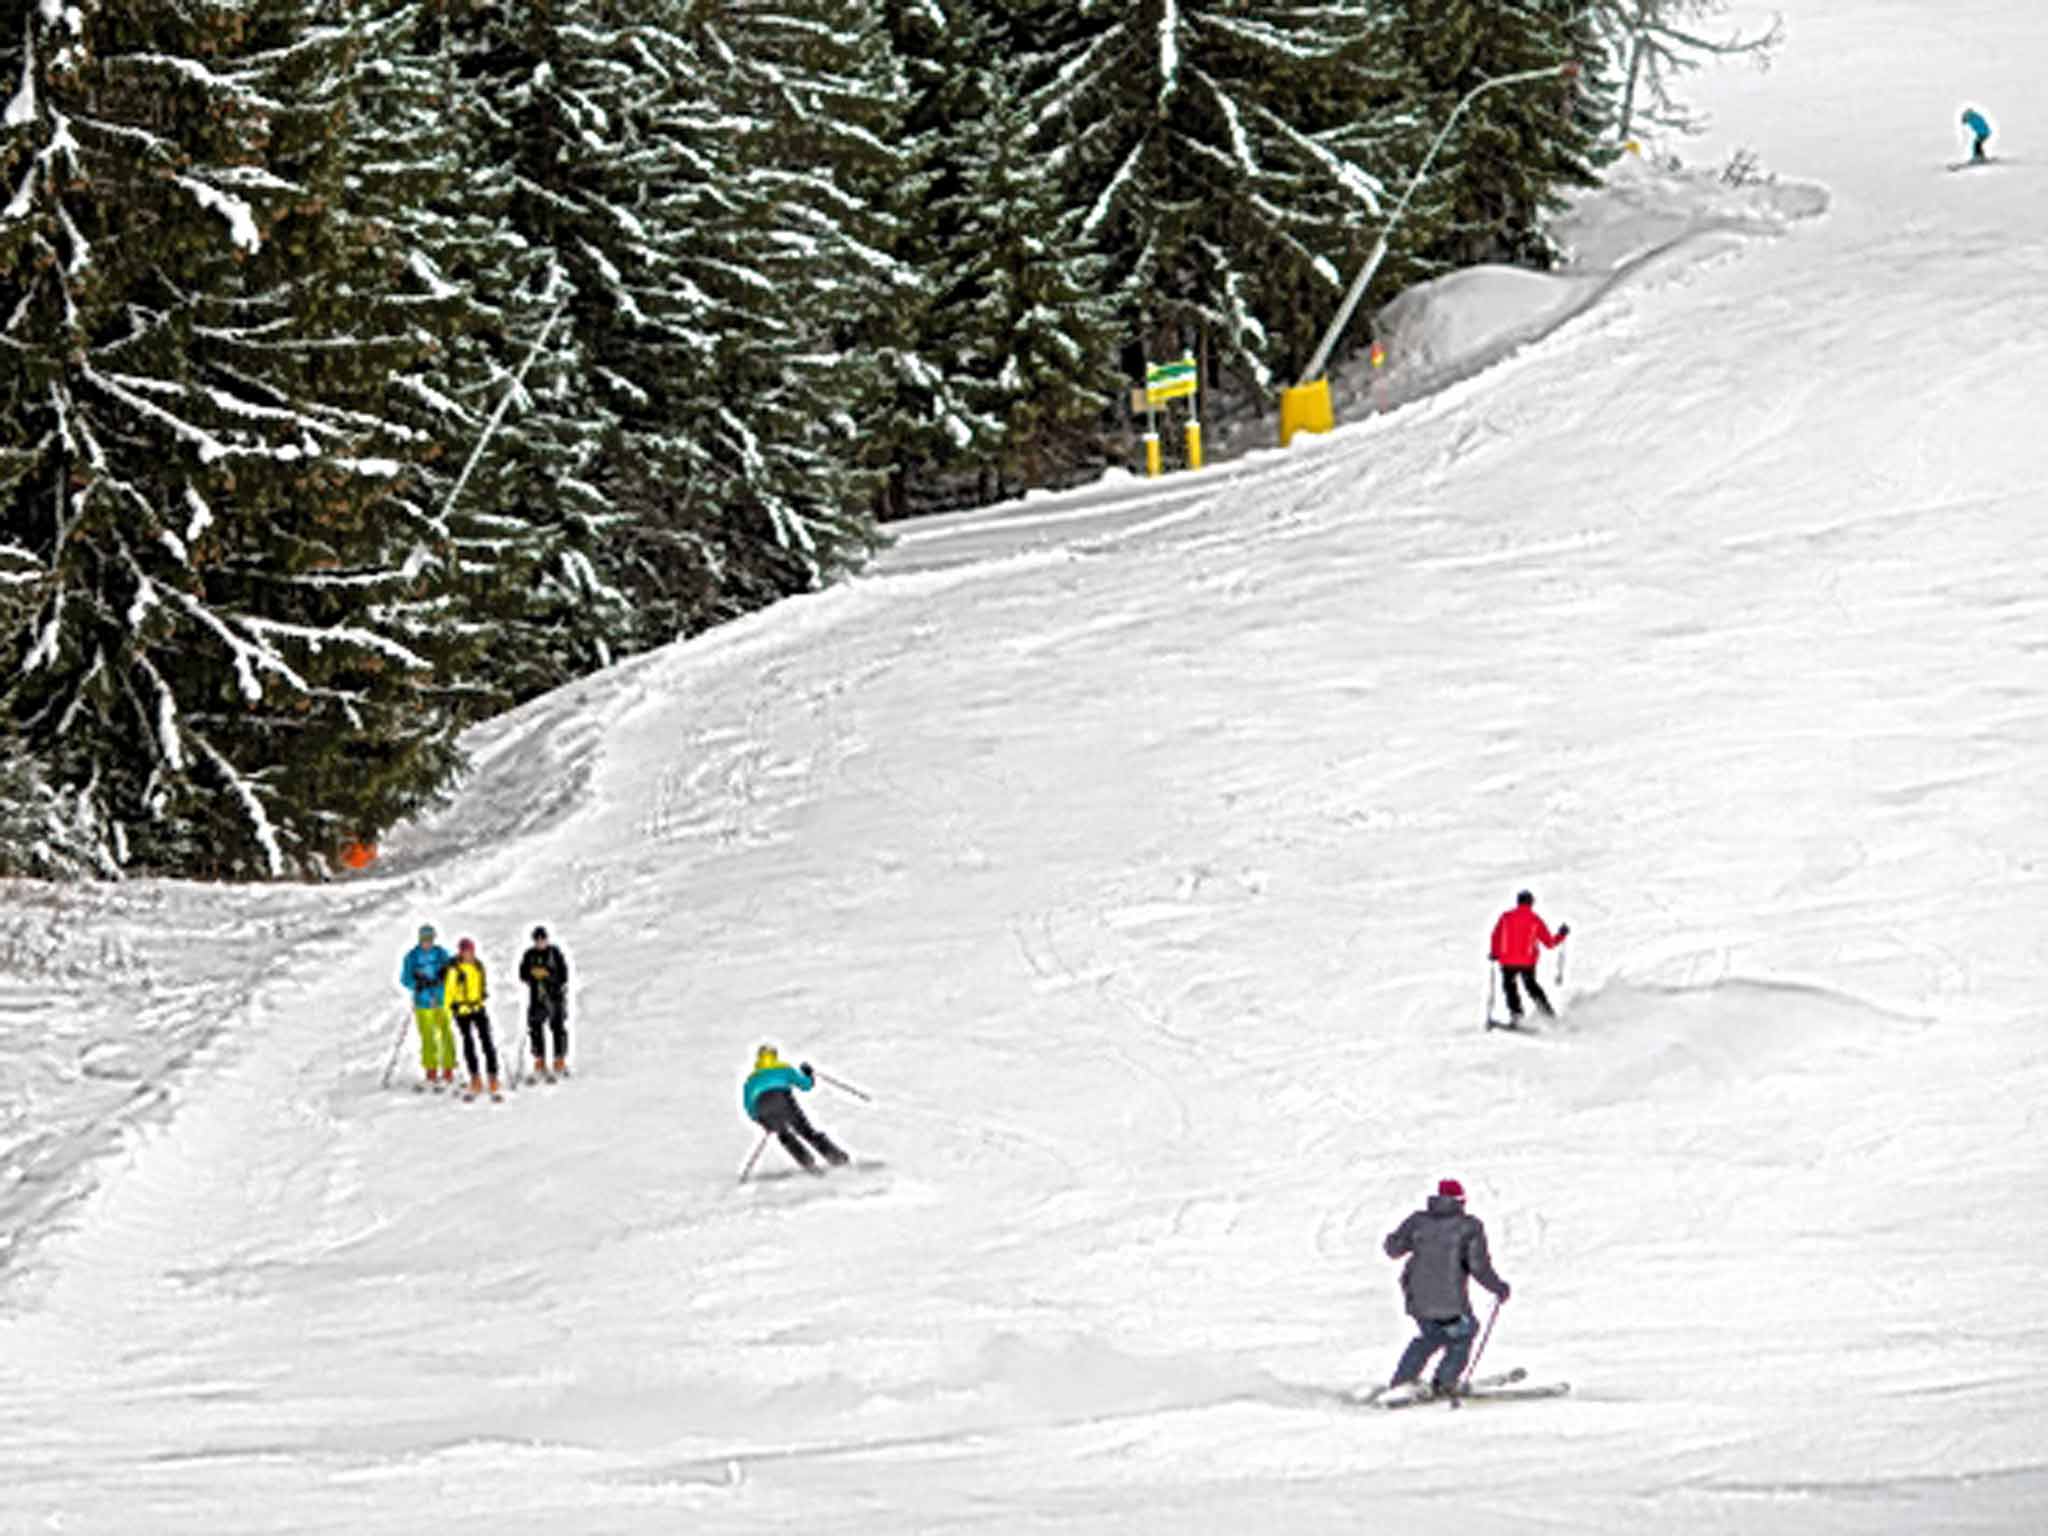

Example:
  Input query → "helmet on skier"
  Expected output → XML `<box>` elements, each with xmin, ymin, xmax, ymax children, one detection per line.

<box><xmin>418</xmin><ymin>924</ymin><xmax>436</xmax><ymax>941</ymax></box>
<box><xmin>1438</xmin><ymin>1178</ymin><xmax>1466</xmax><ymax>1200</ymax></box>
<box><xmin>755</xmin><ymin>1044</ymin><xmax>782</xmax><ymax>1071</ymax></box>
<box><xmin>457</xmin><ymin>937</ymin><xmax>476</xmax><ymax>955</ymax></box>
<box><xmin>1515</xmin><ymin>890</ymin><xmax>1534</xmax><ymax>907</ymax></box>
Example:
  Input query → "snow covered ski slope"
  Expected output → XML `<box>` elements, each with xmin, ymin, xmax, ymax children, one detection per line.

<box><xmin>4</xmin><ymin>2</ymin><xmax>2048</xmax><ymax>1531</ymax></box>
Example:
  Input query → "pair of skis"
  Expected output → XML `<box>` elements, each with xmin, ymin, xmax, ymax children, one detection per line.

<box><xmin>1357</xmin><ymin>1367</ymin><xmax>1571</xmax><ymax>1410</ymax></box>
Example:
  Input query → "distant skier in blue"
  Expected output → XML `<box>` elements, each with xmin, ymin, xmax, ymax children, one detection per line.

<box><xmin>1961</xmin><ymin>107</ymin><xmax>1992</xmax><ymax>163</ymax></box>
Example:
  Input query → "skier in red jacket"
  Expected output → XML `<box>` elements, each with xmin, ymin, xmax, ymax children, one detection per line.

<box><xmin>1490</xmin><ymin>891</ymin><xmax>1569</xmax><ymax>1024</ymax></box>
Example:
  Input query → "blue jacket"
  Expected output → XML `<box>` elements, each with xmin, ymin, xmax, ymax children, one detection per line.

<box><xmin>1963</xmin><ymin>109</ymin><xmax>1991</xmax><ymax>139</ymax></box>
<box><xmin>401</xmin><ymin>944</ymin><xmax>452</xmax><ymax>1008</ymax></box>
<box><xmin>743</xmin><ymin>1064</ymin><xmax>814</xmax><ymax>1120</ymax></box>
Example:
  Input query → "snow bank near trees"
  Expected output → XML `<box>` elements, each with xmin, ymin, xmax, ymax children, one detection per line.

<box><xmin>1377</xmin><ymin>265</ymin><xmax>1599</xmax><ymax>377</ymax></box>
<box><xmin>1363</xmin><ymin>152</ymin><xmax>1828</xmax><ymax>401</ymax></box>
<box><xmin>1551</xmin><ymin>150</ymin><xmax>1831</xmax><ymax>271</ymax></box>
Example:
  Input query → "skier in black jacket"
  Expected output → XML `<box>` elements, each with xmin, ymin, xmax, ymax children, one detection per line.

<box><xmin>518</xmin><ymin>925</ymin><xmax>571</xmax><ymax>1081</ymax></box>
<box><xmin>1382</xmin><ymin>1178</ymin><xmax>1511</xmax><ymax>1399</ymax></box>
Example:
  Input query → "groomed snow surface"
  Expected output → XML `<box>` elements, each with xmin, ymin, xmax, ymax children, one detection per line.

<box><xmin>5</xmin><ymin>2</ymin><xmax>2048</xmax><ymax>1530</ymax></box>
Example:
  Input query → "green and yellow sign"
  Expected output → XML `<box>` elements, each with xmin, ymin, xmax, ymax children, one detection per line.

<box><xmin>1144</xmin><ymin>355</ymin><xmax>1198</xmax><ymax>406</ymax></box>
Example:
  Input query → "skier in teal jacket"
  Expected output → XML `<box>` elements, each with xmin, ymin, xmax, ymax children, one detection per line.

<box><xmin>1961</xmin><ymin>107</ymin><xmax>1992</xmax><ymax>162</ymax></box>
<box><xmin>744</xmin><ymin>1045</ymin><xmax>849</xmax><ymax>1174</ymax></box>
<box><xmin>399</xmin><ymin>925</ymin><xmax>457</xmax><ymax>1087</ymax></box>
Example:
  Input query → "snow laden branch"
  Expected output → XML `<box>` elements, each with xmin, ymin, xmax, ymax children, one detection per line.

<box><xmin>176</xmin><ymin>173</ymin><xmax>283</xmax><ymax>253</ymax></box>
<box><xmin>186</xmin><ymin>731</ymin><xmax>285</xmax><ymax>877</ymax></box>
<box><xmin>164</xmin><ymin>589</ymin><xmax>312</xmax><ymax>703</ymax></box>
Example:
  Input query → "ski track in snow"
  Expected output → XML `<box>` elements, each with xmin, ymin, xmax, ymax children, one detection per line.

<box><xmin>6</xmin><ymin>2</ymin><xmax>2048</xmax><ymax>1530</ymax></box>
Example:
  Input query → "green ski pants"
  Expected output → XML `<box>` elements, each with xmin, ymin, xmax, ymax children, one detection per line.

<box><xmin>414</xmin><ymin>1006</ymin><xmax>456</xmax><ymax>1073</ymax></box>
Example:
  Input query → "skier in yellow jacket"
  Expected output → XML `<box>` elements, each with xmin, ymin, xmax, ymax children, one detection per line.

<box><xmin>446</xmin><ymin>938</ymin><xmax>502</xmax><ymax>1102</ymax></box>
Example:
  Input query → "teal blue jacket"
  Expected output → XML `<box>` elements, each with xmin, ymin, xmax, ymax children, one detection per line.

<box><xmin>401</xmin><ymin>944</ymin><xmax>451</xmax><ymax>1008</ymax></box>
<box><xmin>743</xmin><ymin>1064</ymin><xmax>814</xmax><ymax>1119</ymax></box>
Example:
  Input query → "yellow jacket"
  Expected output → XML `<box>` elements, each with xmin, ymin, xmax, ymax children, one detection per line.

<box><xmin>447</xmin><ymin>958</ymin><xmax>488</xmax><ymax>1014</ymax></box>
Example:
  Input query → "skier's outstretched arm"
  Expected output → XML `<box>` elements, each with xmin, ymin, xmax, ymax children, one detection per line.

<box><xmin>1384</xmin><ymin>1216</ymin><xmax>1417</xmax><ymax>1260</ymax></box>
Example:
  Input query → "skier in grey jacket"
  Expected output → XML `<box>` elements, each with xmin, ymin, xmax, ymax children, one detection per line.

<box><xmin>1382</xmin><ymin>1178</ymin><xmax>1511</xmax><ymax>1397</ymax></box>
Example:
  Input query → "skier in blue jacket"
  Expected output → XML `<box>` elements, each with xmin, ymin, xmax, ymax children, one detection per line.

<box><xmin>1961</xmin><ymin>107</ymin><xmax>1992</xmax><ymax>163</ymax></box>
<box><xmin>399</xmin><ymin>925</ymin><xmax>457</xmax><ymax>1089</ymax></box>
<box><xmin>743</xmin><ymin>1045</ymin><xmax>849</xmax><ymax>1173</ymax></box>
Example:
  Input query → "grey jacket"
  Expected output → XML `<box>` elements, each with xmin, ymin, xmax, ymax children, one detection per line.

<box><xmin>1383</xmin><ymin>1195</ymin><xmax>1509</xmax><ymax>1321</ymax></box>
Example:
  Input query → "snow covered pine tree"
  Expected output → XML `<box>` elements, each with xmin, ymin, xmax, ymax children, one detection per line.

<box><xmin>0</xmin><ymin>0</ymin><xmax>465</xmax><ymax>875</ymax></box>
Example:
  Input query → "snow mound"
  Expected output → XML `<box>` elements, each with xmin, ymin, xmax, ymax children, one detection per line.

<box><xmin>1365</xmin><ymin>150</ymin><xmax>1828</xmax><ymax>401</ymax></box>
<box><xmin>1553</xmin><ymin>976</ymin><xmax>1921</xmax><ymax>1099</ymax></box>
<box><xmin>1379</xmin><ymin>265</ymin><xmax>1598</xmax><ymax>375</ymax></box>
<box><xmin>1551</xmin><ymin>150</ymin><xmax>1831</xmax><ymax>273</ymax></box>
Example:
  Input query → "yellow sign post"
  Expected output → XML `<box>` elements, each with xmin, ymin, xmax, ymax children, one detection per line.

<box><xmin>1129</xmin><ymin>386</ymin><xmax>1162</xmax><ymax>476</ymax></box>
<box><xmin>1142</xmin><ymin>356</ymin><xmax>1201</xmax><ymax>474</ymax></box>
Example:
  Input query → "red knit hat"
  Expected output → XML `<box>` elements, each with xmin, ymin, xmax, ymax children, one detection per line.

<box><xmin>1438</xmin><ymin>1178</ymin><xmax>1465</xmax><ymax>1200</ymax></box>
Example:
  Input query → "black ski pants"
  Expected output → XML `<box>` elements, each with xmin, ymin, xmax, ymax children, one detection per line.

<box><xmin>753</xmin><ymin>1090</ymin><xmax>848</xmax><ymax>1171</ymax></box>
<box><xmin>454</xmin><ymin>1008</ymin><xmax>499</xmax><ymax>1079</ymax></box>
<box><xmin>1500</xmin><ymin>965</ymin><xmax>1554</xmax><ymax>1018</ymax></box>
<box><xmin>526</xmin><ymin>993</ymin><xmax>568</xmax><ymax>1063</ymax></box>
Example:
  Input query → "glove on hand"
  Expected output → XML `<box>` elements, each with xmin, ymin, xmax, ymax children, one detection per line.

<box><xmin>799</xmin><ymin>1061</ymin><xmax>813</xmax><ymax>1076</ymax></box>
<box><xmin>1556</xmin><ymin>924</ymin><xmax>1570</xmax><ymax>939</ymax></box>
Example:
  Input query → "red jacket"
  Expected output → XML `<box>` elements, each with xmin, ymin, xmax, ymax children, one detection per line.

<box><xmin>1490</xmin><ymin>907</ymin><xmax>1562</xmax><ymax>967</ymax></box>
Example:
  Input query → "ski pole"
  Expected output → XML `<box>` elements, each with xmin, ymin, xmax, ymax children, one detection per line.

<box><xmin>812</xmin><ymin>1067</ymin><xmax>872</xmax><ymax>1103</ymax></box>
<box><xmin>379</xmin><ymin>1014</ymin><xmax>410</xmax><ymax>1089</ymax></box>
<box><xmin>737</xmin><ymin>1130</ymin><xmax>771</xmax><ymax>1184</ymax></box>
<box><xmin>1485</xmin><ymin>967</ymin><xmax>1499</xmax><ymax>1028</ymax></box>
<box><xmin>1459</xmin><ymin>1294</ymin><xmax>1504</xmax><ymax>1392</ymax></box>
<box><xmin>1556</xmin><ymin>939</ymin><xmax>1567</xmax><ymax>988</ymax></box>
